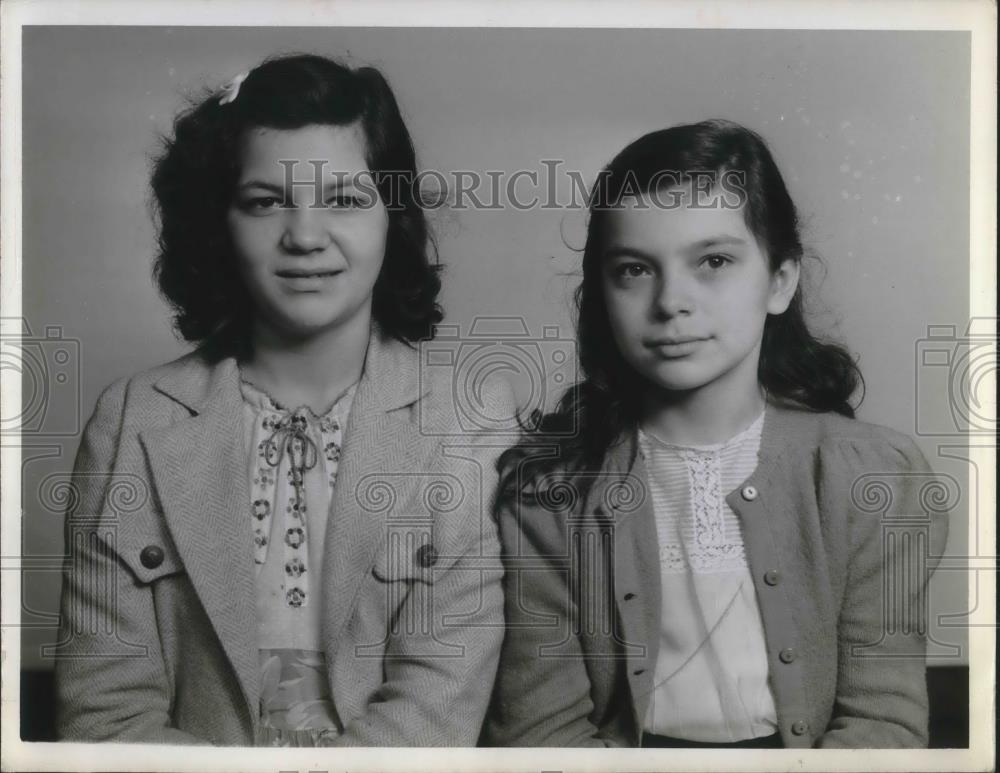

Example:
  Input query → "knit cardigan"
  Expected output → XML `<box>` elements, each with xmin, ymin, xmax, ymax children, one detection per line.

<box><xmin>482</xmin><ymin>402</ymin><xmax>949</xmax><ymax>748</ymax></box>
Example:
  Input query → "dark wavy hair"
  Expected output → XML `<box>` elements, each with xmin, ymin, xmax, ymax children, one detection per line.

<box><xmin>151</xmin><ymin>53</ymin><xmax>442</xmax><ymax>357</ymax></box>
<box><xmin>504</xmin><ymin>119</ymin><xmax>863</xmax><ymax>484</ymax></box>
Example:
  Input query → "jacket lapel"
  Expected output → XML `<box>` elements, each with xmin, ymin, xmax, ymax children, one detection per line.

<box><xmin>139</xmin><ymin>355</ymin><xmax>260</xmax><ymax>722</ymax></box>
<box><xmin>321</xmin><ymin>331</ymin><xmax>431</xmax><ymax>658</ymax></box>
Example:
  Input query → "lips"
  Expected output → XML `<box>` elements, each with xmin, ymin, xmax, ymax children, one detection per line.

<box><xmin>648</xmin><ymin>336</ymin><xmax>708</xmax><ymax>346</ymax></box>
<box><xmin>275</xmin><ymin>268</ymin><xmax>343</xmax><ymax>279</ymax></box>
<box><xmin>646</xmin><ymin>335</ymin><xmax>710</xmax><ymax>358</ymax></box>
<box><xmin>275</xmin><ymin>268</ymin><xmax>344</xmax><ymax>292</ymax></box>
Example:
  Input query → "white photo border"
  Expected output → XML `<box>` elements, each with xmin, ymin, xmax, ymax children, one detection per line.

<box><xmin>2</xmin><ymin>1</ymin><xmax>995</xmax><ymax>771</ymax></box>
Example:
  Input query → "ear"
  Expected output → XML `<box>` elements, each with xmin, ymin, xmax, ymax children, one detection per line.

<box><xmin>767</xmin><ymin>258</ymin><xmax>800</xmax><ymax>315</ymax></box>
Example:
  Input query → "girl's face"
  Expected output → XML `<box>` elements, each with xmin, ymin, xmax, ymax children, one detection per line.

<box><xmin>600</xmin><ymin>187</ymin><xmax>799</xmax><ymax>401</ymax></box>
<box><xmin>227</xmin><ymin>123</ymin><xmax>388</xmax><ymax>342</ymax></box>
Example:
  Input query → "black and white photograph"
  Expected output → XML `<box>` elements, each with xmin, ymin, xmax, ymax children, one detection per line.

<box><xmin>1</xmin><ymin>1</ymin><xmax>994</xmax><ymax>771</ymax></box>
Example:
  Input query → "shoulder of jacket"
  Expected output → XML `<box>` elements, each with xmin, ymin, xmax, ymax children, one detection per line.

<box><xmin>92</xmin><ymin>350</ymin><xmax>209</xmax><ymax>424</ymax></box>
<box><xmin>102</xmin><ymin>350</ymin><xmax>202</xmax><ymax>392</ymax></box>
<box><xmin>769</xmin><ymin>403</ymin><xmax>920</xmax><ymax>457</ymax></box>
<box><xmin>753</xmin><ymin>408</ymin><xmax>933</xmax><ymax>505</ymax></box>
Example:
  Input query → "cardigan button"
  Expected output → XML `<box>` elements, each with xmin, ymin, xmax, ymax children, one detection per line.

<box><xmin>779</xmin><ymin>647</ymin><xmax>797</xmax><ymax>664</ymax></box>
<box><xmin>416</xmin><ymin>544</ymin><xmax>438</xmax><ymax>568</ymax></box>
<box><xmin>763</xmin><ymin>569</ymin><xmax>781</xmax><ymax>586</ymax></box>
<box><xmin>139</xmin><ymin>545</ymin><xmax>164</xmax><ymax>569</ymax></box>
<box><xmin>740</xmin><ymin>485</ymin><xmax>758</xmax><ymax>501</ymax></box>
<box><xmin>791</xmin><ymin>720</ymin><xmax>810</xmax><ymax>736</ymax></box>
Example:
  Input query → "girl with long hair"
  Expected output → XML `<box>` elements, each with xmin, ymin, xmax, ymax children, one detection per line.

<box><xmin>483</xmin><ymin>119</ymin><xmax>948</xmax><ymax>748</ymax></box>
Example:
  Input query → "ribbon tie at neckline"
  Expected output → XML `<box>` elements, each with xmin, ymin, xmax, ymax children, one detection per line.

<box><xmin>263</xmin><ymin>413</ymin><xmax>320</xmax><ymax>473</ymax></box>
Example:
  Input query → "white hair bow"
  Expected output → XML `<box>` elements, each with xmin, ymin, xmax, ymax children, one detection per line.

<box><xmin>218</xmin><ymin>70</ymin><xmax>249</xmax><ymax>106</ymax></box>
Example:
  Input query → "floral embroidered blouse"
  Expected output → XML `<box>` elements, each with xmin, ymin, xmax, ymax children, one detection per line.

<box><xmin>241</xmin><ymin>379</ymin><xmax>356</xmax><ymax>746</ymax></box>
<box><xmin>637</xmin><ymin>411</ymin><xmax>778</xmax><ymax>743</ymax></box>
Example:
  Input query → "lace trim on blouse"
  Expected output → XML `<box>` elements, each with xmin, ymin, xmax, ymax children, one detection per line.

<box><xmin>638</xmin><ymin>412</ymin><xmax>765</xmax><ymax>575</ymax></box>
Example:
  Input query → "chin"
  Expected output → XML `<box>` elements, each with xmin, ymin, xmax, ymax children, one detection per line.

<box><xmin>641</xmin><ymin>362</ymin><xmax>716</xmax><ymax>393</ymax></box>
<box><xmin>276</xmin><ymin>302</ymin><xmax>348</xmax><ymax>331</ymax></box>
<box><xmin>265</xmin><ymin>314</ymin><xmax>342</xmax><ymax>340</ymax></box>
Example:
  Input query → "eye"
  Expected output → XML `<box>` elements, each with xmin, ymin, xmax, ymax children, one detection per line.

<box><xmin>238</xmin><ymin>195</ymin><xmax>284</xmax><ymax>213</ymax></box>
<box><xmin>614</xmin><ymin>262</ymin><xmax>652</xmax><ymax>279</ymax></box>
<box><xmin>701</xmin><ymin>253</ymin><xmax>732</xmax><ymax>270</ymax></box>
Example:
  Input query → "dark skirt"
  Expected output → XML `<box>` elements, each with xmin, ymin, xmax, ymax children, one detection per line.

<box><xmin>641</xmin><ymin>732</ymin><xmax>783</xmax><ymax>748</ymax></box>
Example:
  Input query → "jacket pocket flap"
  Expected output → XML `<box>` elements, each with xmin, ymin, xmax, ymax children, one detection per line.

<box><xmin>370</xmin><ymin>524</ymin><xmax>457</xmax><ymax>584</ymax></box>
<box><xmin>91</xmin><ymin>524</ymin><xmax>184</xmax><ymax>584</ymax></box>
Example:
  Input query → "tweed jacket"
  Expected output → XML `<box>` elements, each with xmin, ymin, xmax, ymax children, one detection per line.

<box><xmin>482</xmin><ymin>402</ymin><xmax>949</xmax><ymax>748</ymax></box>
<box><xmin>55</xmin><ymin>329</ymin><xmax>513</xmax><ymax>746</ymax></box>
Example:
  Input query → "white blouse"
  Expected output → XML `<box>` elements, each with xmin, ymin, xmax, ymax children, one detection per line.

<box><xmin>638</xmin><ymin>412</ymin><xmax>778</xmax><ymax>742</ymax></box>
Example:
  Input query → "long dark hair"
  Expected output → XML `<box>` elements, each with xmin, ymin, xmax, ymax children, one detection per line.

<box><xmin>151</xmin><ymin>53</ymin><xmax>442</xmax><ymax>358</ymax></box>
<box><xmin>503</xmin><ymin>119</ymin><xmax>862</xmax><ymax>486</ymax></box>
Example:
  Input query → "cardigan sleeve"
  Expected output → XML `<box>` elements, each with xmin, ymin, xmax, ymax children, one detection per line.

<box><xmin>480</xmin><ymin>475</ymin><xmax>612</xmax><ymax>747</ymax></box>
<box><xmin>817</xmin><ymin>431</ymin><xmax>950</xmax><ymax>748</ymax></box>
<box><xmin>54</xmin><ymin>379</ymin><xmax>209</xmax><ymax>745</ymax></box>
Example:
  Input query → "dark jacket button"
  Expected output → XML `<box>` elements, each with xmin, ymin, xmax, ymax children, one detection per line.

<box><xmin>624</xmin><ymin>592</ymin><xmax>636</xmax><ymax>601</ymax></box>
<box><xmin>763</xmin><ymin>569</ymin><xmax>781</xmax><ymax>586</ymax></box>
<box><xmin>140</xmin><ymin>545</ymin><xmax>164</xmax><ymax>569</ymax></box>
<box><xmin>791</xmin><ymin>720</ymin><xmax>809</xmax><ymax>735</ymax></box>
<box><xmin>633</xmin><ymin>668</ymin><xmax>645</xmax><ymax>676</ymax></box>
<box><xmin>779</xmin><ymin>647</ymin><xmax>797</xmax><ymax>664</ymax></box>
<box><xmin>416</xmin><ymin>544</ymin><xmax>438</xmax><ymax>568</ymax></box>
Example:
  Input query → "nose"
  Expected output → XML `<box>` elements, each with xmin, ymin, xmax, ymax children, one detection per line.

<box><xmin>280</xmin><ymin>207</ymin><xmax>331</xmax><ymax>254</ymax></box>
<box><xmin>653</xmin><ymin>271</ymin><xmax>694</xmax><ymax>319</ymax></box>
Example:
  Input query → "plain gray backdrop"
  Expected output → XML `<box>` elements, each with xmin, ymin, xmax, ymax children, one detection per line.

<box><xmin>19</xmin><ymin>27</ymin><xmax>971</xmax><ymax>669</ymax></box>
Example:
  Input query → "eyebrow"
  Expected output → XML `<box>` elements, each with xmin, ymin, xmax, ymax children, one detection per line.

<box><xmin>235</xmin><ymin>180</ymin><xmax>284</xmax><ymax>195</ymax></box>
<box><xmin>602</xmin><ymin>235</ymin><xmax>748</xmax><ymax>260</ymax></box>
<box><xmin>686</xmin><ymin>235</ymin><xmax>748</xmax><ymax>250</ymax></box>
<box><xmin>235</xmin><ymin>179</ymin><xmax>361</xmax><ymax>194</ymax></box>
<box><xmin>601</xmin><ymin>245</ymin><xmax>657</xmax><ymax>261</ymax></box>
